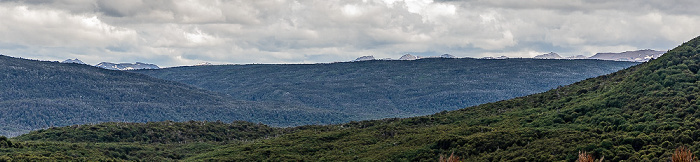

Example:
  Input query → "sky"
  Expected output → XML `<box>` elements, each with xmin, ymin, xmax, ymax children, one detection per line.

<box><xmin>0</xmin><ymin>0</ymin><xmax>699</xmax><ymax>67</ymax></box>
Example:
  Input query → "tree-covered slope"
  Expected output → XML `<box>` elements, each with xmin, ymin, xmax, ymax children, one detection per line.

<box><xmin>179</xmin><ymin>35</ymin><xmax>699</xmax><ymax>161</ymax></box>
<box><xmin>6</xmin><ymin>37</ymin><xmax>699</xmax><ymax>161</ymax></box>
<box><xmin>7</xmin><ymin>36</ymin><xmax>700</xmax><ymax>161</ymax></box>
<box><xmin>0</xmin><ymin>120</ymin><xmax>288</xmax><ymax>161</ymax></box>
<box><xmin>0</xmin><ymin>56</ymin><xmax>347</xmax><ymax>137</ymax></box>
<box><xmin>135</xmin><ymin>58</ymin><xmax>638</xmax><ymax>121</ymax></box>
<box><xmin>14</xmin><ymin>121</ymin><xmax>288</xmax><ymax>144</ymax></box>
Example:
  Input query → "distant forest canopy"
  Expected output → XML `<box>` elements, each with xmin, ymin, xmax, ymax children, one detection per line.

<box><xmin>0</xmin><ymin>55</ymin><xmax>347</xmax><ymax>137</ymax></box>
<box><xmin>136</xmin><ymin>58</ymin><xmax>638</xmax><ymax>120</ymax></box>
<box><xmin>0</xmin><ymin>53</ymin><xmax>637</xmax><ymax>137</ymax></box>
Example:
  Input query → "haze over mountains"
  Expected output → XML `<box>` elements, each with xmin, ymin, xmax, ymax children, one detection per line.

<box><xmin>57</xmin><ymin>49</ymin><xmax>660</xmax><ymax>71</ymax></box>
<box><xmin>354</xmin><ymin>49</ymin><xmax>666</xmax><ymax>62</ymax></box>
<box><xmin>529</xmin><ymin>50</ymin><xmax>666</xmax><ymax>62</ymax></box>
<box><xmin>588</xmin><ymin>49</ymin><xmax>666</xmax><ymax>62</ymax></box>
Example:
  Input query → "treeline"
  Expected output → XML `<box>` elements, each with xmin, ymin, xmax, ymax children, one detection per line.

<box><xmin>15</xmin><ymin>120</ymin><xmax>288</xmax><ymax>144</ymax></box>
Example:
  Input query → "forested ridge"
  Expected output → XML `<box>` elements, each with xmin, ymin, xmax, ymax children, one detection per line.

<box><xmin>4</xmin><ymin>35</ymin><xmax>700</xmax><ymax>161</ymax></box>
<box><xmin>0</xmin><ymin>55</ymin><xmax>348</xmax><ymax>137</ymax></box>
<box><xmin>136</xmin><ymin>58</ymin><xmax>638</xmax><ymax>121</ymax></box>
<box><xmin>0</xmin><ymin>51</ymin><xmax>637</xmax><ymax>137</ymax></box>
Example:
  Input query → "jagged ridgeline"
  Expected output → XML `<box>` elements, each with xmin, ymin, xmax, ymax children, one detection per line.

<box><xmin>135</xmin><ymin>58</ymin><xmax>638</xmax><ymax>121</ymax></box>
<box><xmin>0</xmin><ymin>56</ymin><xmax>348</xmax><ymax>137</ymax></box>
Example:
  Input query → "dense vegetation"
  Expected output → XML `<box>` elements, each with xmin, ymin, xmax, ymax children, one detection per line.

<box><xmin>5</xmin><ymin>35</ymin><xmax>699</xmax><ymax>161</ymax></box>
<box><xmin>15</xmin><ymin>121</ymin><xmax>287</xmax><ymax>144</ymax></box>
<box><xmin>136</xmin><ymin>58</ymin><xmax>638</xmax><ymax>121</ymax></box>
<box><xmin>0</xmin><ymin>56</ymin><xmax>347</xmax><ymax>136</ymax></box>
<box><xmin>193</xmin><ymin>35</ymin><xmax>699</xmax><ymax>161</ymax></box>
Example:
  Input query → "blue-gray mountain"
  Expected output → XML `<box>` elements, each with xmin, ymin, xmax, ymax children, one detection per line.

<box><xmin>95</xmin><ymin>62</ymin><xmax>160</xmax><ymax>70</ymax></box>
<box><xmin>531</xmin><ymin>49</ymin><xmax>666</xmax><ymax>62</ymax></box>
<box><xmin>0</xmin><ymin>55</ymin><xmax>346</xmax><ymax>137</ymax></box>
<box><xmin>60</xmin><ymin>59</ymin><xmax>86</xmax><ymax>64</ymax></box>
<box><xmin>135</xmin><ymin>58</ymin><xmax>640</xmax><ymax>122</ymax></box>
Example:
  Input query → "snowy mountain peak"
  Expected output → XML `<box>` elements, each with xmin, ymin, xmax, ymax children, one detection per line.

<box><xmin>96</xmin><ymin>62</ymin><xmax>160</xmax><ymax>70</ymax></box>
<box><xmin>480</xmin><ymin>56</ymin><xmax>509</xmax><ymax>59</ymax></box>
<box><xmin>61</xmin><ymin>59</ymin><xmax>86</xmax><ymax>64</ymax></box>
<box><xmin>399</xmin><ymin>54</ymin><xmax>419</xmax><ymax>60</ymax></box>
<box><xmin>534</xmin><ymin>52</ymin><xmax>563</xmax><ymax>59</ymax></box>
<box><xmin>589</xmin><ymin>49</ymin><xmax>666</xmax><ymax>62</ymax></box>
<box><xmin>354</xmin><ymin>56</ymin><xmax>376</xmax><ymax>61</ymax></box>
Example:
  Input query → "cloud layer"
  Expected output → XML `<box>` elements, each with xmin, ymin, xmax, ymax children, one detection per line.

<box><xmin>0</xmin><ymin>0</ymin><xmax>699</xmax><ymax>67</ymax></box>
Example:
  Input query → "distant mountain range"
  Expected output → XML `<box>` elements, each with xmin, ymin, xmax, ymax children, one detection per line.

<box><xmin>530</xmin><ymin>49</ymin><xmax>665</xmax><ymax>62</ymax></box>
<box><xmin>533</xmin><ymin>52</ymin><xmax>563</xmax><ymax>59</ymax></box>
<box><xmin>588</xmin><ymin>49</ymin><xmax>665</xmax><ymax>62</ymax></box>
<box><xmin>354</xmin><ymin>54</ymin><xmax>456</xmax><ymax>61</ymax></box>
<box><xmin>135</xmin><ymin>58</ymin><xmax>638</xmax><ymax>124</ymax></box>
<box><xmin>60</xmin><ymin>58</ymin><xmax>161</xmax><ymax>70</ymax></box>
<box><xmin>356</xmin><ymin>50</ymin><xmax>665</xmax><ymax>62</ymax></box>
<box><xmin>95</xmin><ymin>62</ymin><xmax>159</xmax><ymax>70</ymax></box>
<box><xmin>0</xmin><ymin>55</ymin><xmax>346</xmax><ymax>136</ymax></box>
<box><xmin>60</xmin><ymin>59</ymin><xmax>86</xmax><ymax>64</ymax></box>
<box><xmin>1</xmin><ymin>54</ymin><xmax>638</xmax><ymax>137</ymax></box>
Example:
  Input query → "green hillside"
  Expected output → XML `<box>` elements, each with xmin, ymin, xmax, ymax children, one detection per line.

<box><xmin>135</xmin><ymin>58</ymin><xmax>638</xmax><ymax>121</ymax></box>
<box><xmin>6</xmin><ymin>35</ymin><xmax>699</xmax><ymax>161</ymax></box>
<box><xmin>0</xmin><ymin>56</ymin><xmax>347</xmax><ymax>136</ymax></box>
<box><xmin>189</xmin><ymin>35</ymin><xmax>697</xmax><ymax>161</ymax></box>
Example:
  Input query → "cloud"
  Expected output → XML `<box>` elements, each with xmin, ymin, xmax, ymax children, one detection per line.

<box><xmin>0</xmin><ymin>0</ymin><xmax>699</xmax><ymax>67</ymax></box>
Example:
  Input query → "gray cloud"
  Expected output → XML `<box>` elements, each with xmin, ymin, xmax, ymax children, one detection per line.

<box><xmin>0</xmin><ymin>0</ymin><xmax>698</xmax><ymax>67</ymax></box>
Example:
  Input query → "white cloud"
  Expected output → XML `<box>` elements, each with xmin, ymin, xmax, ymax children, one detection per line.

<box><xmin>0</xmin><ymin>5</ymin><xmax>137</xmax><ymax>47</ymax></box>
<box><xmin>0</xmin><ymin>0</ymin><xmax>699</xmax><ymax>67</ymax></box>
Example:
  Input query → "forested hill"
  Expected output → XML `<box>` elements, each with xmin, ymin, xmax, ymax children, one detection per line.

<box><xmin>182</xmin><ymin>35</ymin><xmax>700</xmax><ymax>161</ymax></box>
<box><xmin>135</xmin><ymin>58</ymin><xmax>638</xmax><ymax>121</ymax></box>
<box><xmin>0</xmin><ymin>55</ymin><xmax>347</xmax><ymax>137</ymax></box>
<box><xmin>8</xmin><ymin>36</ymin><xmax>700</xmax><ymax>161</ymax></box>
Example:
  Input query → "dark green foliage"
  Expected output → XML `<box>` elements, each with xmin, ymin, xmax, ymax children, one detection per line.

<box><xmin>177</xmin><ymin>35</ymin><xmax>699</xmax><ymax>161</ymax></box>
<box><xmin>15</xmin><ymin>121</ymin><xmax>287</xmax><ymax>144</ymax></box>
<box><xmin>2</xmin><ymin>121</ymin><xmax>292</xmax><ymax>161</ymax></box>
<box><xmin>0</xmin><ymin>136</ymin><xmax>21</xmax><ymax>148</ymax></box>
<box><xmin>0</xmin><ymin>140</ymin><xmax>220</xmax><ymax>161</ymax></box>
<box><xmin>136</xmin><ymin>58</ymin><xmax>638</xmax><ymax>121</ymax></box>
<box><xmin>0</xmin><ymin>55</ymin><xmax>348</xmax><ymax>136</ymax></box>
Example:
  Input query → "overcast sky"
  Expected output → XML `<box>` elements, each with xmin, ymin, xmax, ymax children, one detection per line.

<box><xmin>1</xmin><ymin>0</ymin><xmax>699</xmax><ymax>67</ymax></box>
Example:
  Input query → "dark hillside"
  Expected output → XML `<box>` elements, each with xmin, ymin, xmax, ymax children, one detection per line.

<box><xmin>0</xmin><ymin>56</ymin><xmax>347</xmax><ymax>136</ymax></box>
<box><xmin>14</xmin><ymin>121</ymin><xmax>287</xmax><ymax>144</ymax></box>
<box><xmin>178</xmin><ymin>35</ymin><xmax>700</xmax><ymax>161</ymax></box>
<box><xmin>136</xmin><ymin>58</ymin><xmax>638</xmax><ymax>121</ymax></box>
